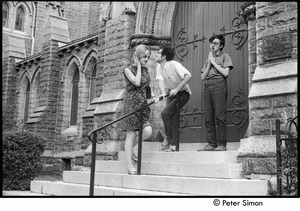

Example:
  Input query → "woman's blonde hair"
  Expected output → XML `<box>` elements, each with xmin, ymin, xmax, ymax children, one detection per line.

<box><xmin>133</xmin><ymin>44</ymin><xmax>151</xmax><ymax>60</ymax></box>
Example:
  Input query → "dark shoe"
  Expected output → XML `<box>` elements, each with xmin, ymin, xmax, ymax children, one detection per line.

<box><xmin>197</xmin><ymin>144</ymin><xmax>216</xmax><ymax>151</ymax></box>
<box><xmin>132</xmin><ymin>154</ymin><xmax>138</xmax><ymax>162</ymax></box>
<box><xmin>215</xmin><ymin>145</ymin><xmax>227</xmax><ymax>151</ymax></box>
<box><xmin>128</xmin><ymin>170</ymin><xmax>137</xmax><ymax>175</ymax></box>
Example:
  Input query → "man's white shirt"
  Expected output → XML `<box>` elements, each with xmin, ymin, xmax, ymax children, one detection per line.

<box><xmin>156</xmin><ymin>60</ymin><xmax>192</xmax><ymax>95</ymax></box>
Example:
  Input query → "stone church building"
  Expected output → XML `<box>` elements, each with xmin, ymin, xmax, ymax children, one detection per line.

<box><xmin>2</xmin><ymin>1</ymin><xmax>297</xmax><ymax>188</ymax></box>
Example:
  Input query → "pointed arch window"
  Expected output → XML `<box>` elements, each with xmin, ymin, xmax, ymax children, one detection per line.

<box><xmin>89</xmin><ymin>64</ymin><xmax>97</xmax><ymax>103</ymax></box>
<box><xmin>15</xmin><ymin>6</ymin><xmax>25</xmax><ymax>31</ymax></box>
<box><xmin>36</xmin><ymin>73</ymin><xmax>41</xmax><ymax>102</ymax></box>
<box><xmin>32</xmin><ymin>72</ymin><xmax>41</xmax><ymax>111</ymax></box>
<box><xmin>24</xmin><ymin>80</ymin><xmax>30</xmax><ymax>122</ymax></box>
<box><xmin>70</xmin><ymin>68</ymin><xmax>79</xmax><ymax>126</ymax></box>
<box><xmin>3</xmin><ymin>3</ymin><xmax>9</xmax><ymax>27</ymax></box>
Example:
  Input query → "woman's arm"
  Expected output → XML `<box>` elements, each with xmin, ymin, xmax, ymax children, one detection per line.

<box><xmin>124</xmin><ymin>57</ymin><xmax>142</xmax><ymax>86</ymax></box>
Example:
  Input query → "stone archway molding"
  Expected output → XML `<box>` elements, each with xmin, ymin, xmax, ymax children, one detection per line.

<box><xmin>135</xmin><ymin>2</ymin><xmax>177</xmax><ymax>36</ymax></box>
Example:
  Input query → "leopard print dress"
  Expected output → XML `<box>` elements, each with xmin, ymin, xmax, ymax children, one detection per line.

<box><xmin>120</xmin><ymin>65</ymin><xmax>151</xmax><ymax>131</ymax></box>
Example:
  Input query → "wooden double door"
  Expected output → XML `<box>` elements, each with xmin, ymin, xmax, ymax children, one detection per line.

<box><xmin>172</xmin><ymin>2</ymin><xmax>249</xmax><ymax>143</ymax></box>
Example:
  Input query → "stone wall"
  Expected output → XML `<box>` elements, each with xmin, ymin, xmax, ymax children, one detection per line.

<box><xmin>64</xmin><ymin>2</ymin><xmax>90</xmax><ymax>41</ymax></box>
<box><xmin>249</xmin><ymin>1</ymin><xmax>297</xmax><ymax>138</ymax></box>
<box><xmin>2</xmin><ymin>58</ymin><xmax>19</xmax><ymax>131</ymax></box>
<box><xmin>34</xmin><ymin>1</ymin><xmax>51</xmax><ymax>54</ymax></box>
<box><xmin>88</xmin><ymin>2</ymin><xmax>102</xmax><ymax>35</ymax></box>
<box><xmin>32</xmin><ymin>2</ymin><xmax>102</xmax><ymax>54</ymax></box>
<box><xmin>238</xmin><ymin>2</ymin><xmax>298</xmax><ymax>195</ymax></box>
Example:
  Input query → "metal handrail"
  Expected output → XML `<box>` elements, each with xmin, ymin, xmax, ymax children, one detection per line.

<box><xmin>87</xmin><ymin>94</ymin><xmax>169</xmax><ymax>196</ymax></box>
<box><xmin>276</xmin><ymin>117</ymin><xmax>298</xmax><ymax>196</ymax></box>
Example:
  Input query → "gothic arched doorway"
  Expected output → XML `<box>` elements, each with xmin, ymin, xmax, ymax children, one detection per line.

<box><xmin>172</xmin><ymin>2</ymin><xmax>249</xmax><ymax>143</ymax></box>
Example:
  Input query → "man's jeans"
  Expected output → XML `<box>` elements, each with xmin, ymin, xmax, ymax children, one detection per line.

<box><xmin>161</xmin><ymin>91</ymin><xmax>190</xmax><ymax>146</ymax></box>
<box><xmin>204</xmin><ymin>77</ymin><xmax>228</xmax><ymax>147</ymax></box>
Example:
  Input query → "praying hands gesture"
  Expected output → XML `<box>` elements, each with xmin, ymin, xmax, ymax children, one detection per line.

<box><xmin>208</xmin><ymin>51</ymin><xmax>216</xmax><ymax>66</ymax></box>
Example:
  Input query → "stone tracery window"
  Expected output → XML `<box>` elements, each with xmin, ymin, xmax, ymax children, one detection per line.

<box><xmin>15</xmin><ymin>6</ymin><xmax>25</xmax><ymax>31</ymax></box>
<box><xmin>89</xmin><ymin>64</ymin><xmax>97</xmax><ymax>103</ymax></box>
<box><xmin>3</xmin><ymin>3</ymin><xmax>9</xmax><ymax>27</ymax></box>
<box><xmin>31</xmin><ymin>71</ymin><xmax>41</xmax><ymax>113</ymax></box>
<box><xmin>70</xmin><ymin>68</ymin><xmax>79</xmax><ymax>126</ymax></box>
<box><xmin>24</xmin><ymin>80</ymin><xmax>30</xmax><ymax>122</ymax></box>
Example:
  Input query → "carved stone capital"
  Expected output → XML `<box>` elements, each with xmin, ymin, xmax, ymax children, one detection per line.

<box><xmin>240</xmin><ymin>2</ymin><xmax>256</xmax><ymax>24</ymax></box>
<box><xmin>124</xmin><ymin>7</ymin><xmax>136</xmax><ymax>15</ymax></box>
<box><xmin>130</xmin><ymin>34</ymin><xmax>171</xmax><ymax>48</ymax></box>
<box><xmin>101</xmin><ymin>16</ymin><xmax>110</xmax><ymax>24</ymax></box>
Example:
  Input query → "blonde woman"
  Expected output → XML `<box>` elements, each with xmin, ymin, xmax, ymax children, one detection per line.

<box><xmin>120</xmin><ymin>44</ymin><xmax>153</xmax><ymax>174</ymax></box>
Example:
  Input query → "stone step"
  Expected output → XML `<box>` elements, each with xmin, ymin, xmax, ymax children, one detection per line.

<box><xmin>2</xmin><ymin>191</ymin><xmax>47</xmax><ymax>196</ymax></box>
<box><xmin>61</xmin><ymin>171</ymin><xmax>268</xmax><ymax>195</ymax></box>
<box><xmin>30</xmin><ymin>180</ymin><xmax>186</xmax><ymax>196</ymax></box>
<box><xmin>118</xmin><ymin>151</ymin><xmax>239</xmax><ymax>163</ymax></box>
<box><xmin>96</xmin><ymin>160</ymin><xmax>243</xmax><ymax>179</ymax></box>
<box><xmin>134</xmin><ymin>142</ymin><xmax>240</xmax><ymax>152</ymax></box>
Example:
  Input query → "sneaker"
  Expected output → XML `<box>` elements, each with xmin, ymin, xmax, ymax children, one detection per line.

<box><xmin>131</xmin><ymin>154</ymin><xmax>138</xmax><ymax>162</ymax></box>
<box><xmin>197</xmin><ymin>144</ymin><xmax>217</xmax><ymax>151</ymax></box>
<box><xmin>160</xmin><ymin>144</ymin><xmax>170</xmax><ymax>151</ymax></box>
<box><xmin>164</xmin><ymin>145</ymin><xmax>175</xmax><ymax>152</ymax></box>
<box><xmin>215</xmin><ymin>145</ymin><xmax>227</xmax><ymax>151</ymax></box>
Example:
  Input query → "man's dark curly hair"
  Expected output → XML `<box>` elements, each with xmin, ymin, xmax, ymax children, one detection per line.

<box><xmin>160</xmin><ymin>46</ymin><xmax>175</xmax><ymax>61</ymax></box>
<box><xmin>209</xmin><ymin>34</ymin><xmax>225</xmax><ymax>51</ymax></box>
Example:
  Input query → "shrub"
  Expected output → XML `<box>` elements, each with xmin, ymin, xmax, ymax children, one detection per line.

<box><xmin>2</xmin><ymin>130</ymin><xmax>46</xmax><ymax>190</ymax></box>
<box><xmin>281</xmin><ymin>140</ymin><xmax>298</xmax><ymax>196</ymax></box>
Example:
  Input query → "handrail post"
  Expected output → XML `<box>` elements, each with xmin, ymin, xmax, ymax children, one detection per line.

<box><xmin>137</xmin><ymin>110</ymin><xmax>143</xmax><ymax>175</ymax></box>
<box><xmin>275</xmin><ymin>119</ymin><xmax>282</xmax><ymax>196</ymax></box>
<box><xmin>175</xmin><ymin>95</ymin><xmax>180</xmax><ymax>151</ymax></box>
<box><xmin>89</xmin><ymin>132</ymin><xmax>97</xmax><ymax>196</ymax></box>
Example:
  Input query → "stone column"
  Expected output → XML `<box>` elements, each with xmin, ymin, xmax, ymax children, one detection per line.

<box><xmin>2</xmin><ymin>57</ymin><xmax>19</xmax><ymax>131</ymax></box>
<box><xmin>37</xmin><ymin>14</ymin><xmax>70</xmax><ymax>148</ymax></box>
<box><xmin>39</xmin><ymin>14</ymin><xmax>70</xmax><ymax>174</ymax></box>
<box><xmin>237</xmin><ymin>2</ymin><xmax>297</xmax><ymax>195</ymax></box>
<box><xmin>2</xmin><ymin>33</ymin><xmax>26</xmax><ymax>130</ymax></box>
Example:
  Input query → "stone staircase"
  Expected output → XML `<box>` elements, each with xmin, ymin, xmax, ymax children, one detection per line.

<box><xmin>30</xmin><ymin>143</ymin><xmax>268</xmax><ymax>196</ymax></box>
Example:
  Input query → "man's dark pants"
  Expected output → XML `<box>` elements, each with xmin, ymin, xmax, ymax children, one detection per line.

<box><xmin>161</xmin><ymin>91</ymin><xmax>190</xmax><ymax>146</ymax></box>
<box><xmin>204</xmin><ymin>77</ymin><xmax>228</xmax><ymax>147</ymax></box>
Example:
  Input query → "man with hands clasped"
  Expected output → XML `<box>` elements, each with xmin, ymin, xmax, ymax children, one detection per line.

<box><xmin>198</xmin><ymin>35</ymin><xmax>233</xmax><ymax>151</ymax></box>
